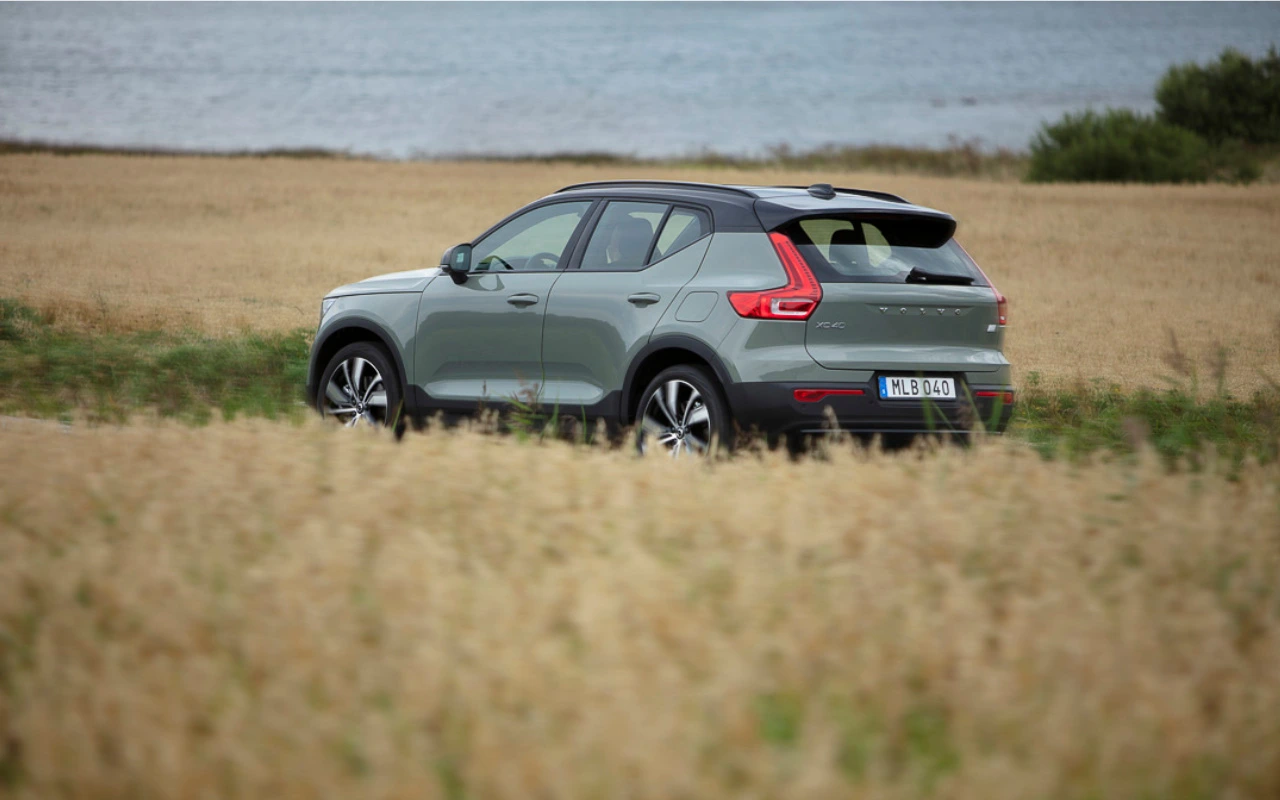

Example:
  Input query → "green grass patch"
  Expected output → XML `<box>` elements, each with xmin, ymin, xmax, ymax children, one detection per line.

<box><xmin>1011</xmin><ymin>371</ymin><xmax>1280</xmax><ymax>467</ymax></box>
<box><xmin>0</xmin><ymin>299</ymin><xmax>310</xmax><ymax>423</ymax></box>
<box><xmin>2</xmin><ymin>299</ymin><xmax>1277</xmax><ymax>466</ymax></box>
<box><xmin>755</xmin><ymin>691</ymin><xmax>805</xmax><ymax>747</ymax></box>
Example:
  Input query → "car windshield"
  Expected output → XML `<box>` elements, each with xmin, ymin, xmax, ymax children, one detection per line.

<box><xmin>789</xmin><ymin>217</ymin><xmax>985</xmax><ymax>285</ymax></box>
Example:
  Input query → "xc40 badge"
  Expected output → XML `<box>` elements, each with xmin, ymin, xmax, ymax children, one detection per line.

<box><xmin>814</xmin><ymin>321</ymin><xmax>846</xmax><ymax>329</ymax></box>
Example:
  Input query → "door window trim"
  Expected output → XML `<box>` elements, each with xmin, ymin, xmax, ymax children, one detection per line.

<box><xmin>566</xmin><ymin>198</ymin><xmax>714</xmax><ymax>272</ymax></box>
<box><xmin>642</xmin><ymin>206</ymin><xmax>676</xmax><ymax>265</ymax></box>
<box><xmin>469</xmin><ymin>199</ymin><xmax>600</xmax><ymax>273</ymax></box>
<box><xmin>649</xmin><ymin>205</ymin><xmax>713</xmax><ymax>264</ymax></box>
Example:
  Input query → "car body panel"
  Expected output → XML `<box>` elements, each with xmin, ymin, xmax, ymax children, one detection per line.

<box><xmin>805</xmin><ymin>283</ymin><xmax>1007</xmax><ymax>373</ymax></box>
<box><xmin>413</xmin><ymin>272</ymin><xmax>561</xmax><ymax>402</ymax></box>
<box><xmin>541</xmin><ymin>237</ymin><xmax>710</xmax><ymax>406</ymax></box>
<box><xmin>326</xmin><ymin>267</ymin><xmax>441</xmax><ymax>298</ymax></box>
<box><xmin>649</xmin><ymin>231</ymin><xmax>786</xmax><ymax>373</ymax></box>
<box><xmin>308</xmin><ymin>291</ymin><xmax>421</xmax><ymax>405</ymax></box>
<box><xmin>717</xmin><ymin>318</ymin><xmax>823</xmax><ymax>383</ymax></box>
<box><xmin>674</xmin><ymin>291</ymin><xmax>717</xmax><ymax>322</ymax></box>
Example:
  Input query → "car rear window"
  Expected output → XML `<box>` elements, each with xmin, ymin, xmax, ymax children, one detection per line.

<box><xmin>787</xmin><ymin>216</ymin><xmax>985</xmax><ymax>285</ymax></box>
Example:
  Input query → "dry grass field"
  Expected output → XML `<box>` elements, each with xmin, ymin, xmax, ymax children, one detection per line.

<box><xmin>4</xmin><ymin>153</ymin><xmax>1280</xmax><ymax>799</ymax></box>
<box><xmin>1</xmin><ymin>419</ymin><xmax>1278</xmax><ymax>799</ymax></box>
<box><xmin>2</xmin><ymin>154</ymin><xmax>1279</xmax><ymax>394</ymax></box>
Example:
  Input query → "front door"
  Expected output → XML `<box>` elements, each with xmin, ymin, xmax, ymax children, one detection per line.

<box><xmin>414</xmin><ymin>200</ymin><xmax>593</xmax><ymax>405</ymax></box>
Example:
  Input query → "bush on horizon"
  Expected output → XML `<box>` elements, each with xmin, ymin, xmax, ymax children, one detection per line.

<box><xmin>1026</xmin><ymin>109</ymin><xmax>1211</xmax><ymax>184</ymax></box>
<box><xmin>1157</xmin><ymin>46</ymin><xmax>1280</xmax><ymax>145</ymax></box>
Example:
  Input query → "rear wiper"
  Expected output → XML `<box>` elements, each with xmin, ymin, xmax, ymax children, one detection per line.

<box><xmin>904</xmin><ymin>267</ymin><xmax>974</xmax><ymax>286</ymax></box>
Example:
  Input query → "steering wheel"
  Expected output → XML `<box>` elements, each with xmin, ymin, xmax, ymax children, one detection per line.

<box><xmin>524</xmin><ymin>252</ymin><xmax>560</xmax><ymax>270</ymax></box>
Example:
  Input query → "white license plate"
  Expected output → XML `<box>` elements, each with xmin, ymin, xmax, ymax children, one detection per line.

<box><xmin>878</xmin><ymin>376</ymin><xmax>956</xmax><ymax>400</ymax></box>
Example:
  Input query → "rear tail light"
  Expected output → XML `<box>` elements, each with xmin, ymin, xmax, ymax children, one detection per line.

<box><xmin>975</xmin><ymin>390</ymin><xmax>1014</xmax><ymax>404</ymax></box>
<box><xmin>956</xmin><ymin>241</ymin><xmax>1007</xmax><ymax>327</ymax></box>
<box><xmin>728</xmin><ymin>232</ymin><xmax>822</xmax><ymax>320</ymax></box>
<box><xmin>794</xmin><ymin>388</ymin><xmax>865</xmax><ymax>403</ymax></box>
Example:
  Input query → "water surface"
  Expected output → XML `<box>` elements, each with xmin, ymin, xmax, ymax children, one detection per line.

<box><xmin>1</xmin><ymin>2</ymin><xmax>1276</xmax><ymax>157</ymax></box>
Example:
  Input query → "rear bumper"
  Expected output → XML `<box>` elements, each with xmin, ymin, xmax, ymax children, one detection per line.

<box><xmin>723</xmin><ymin>379</ymin><xmax>1015</xmax><ymax>438</ymax></box>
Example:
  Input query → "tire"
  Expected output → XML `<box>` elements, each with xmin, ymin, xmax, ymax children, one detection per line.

<box><xmin>635</xmin><ymin>364</ymin><xmax>732</xmax><ymax>457</ymax></box>
<box><xmin>316</xmin><ymin>341</ymin><xmax>403</xmax><ymax>429</ymax></box>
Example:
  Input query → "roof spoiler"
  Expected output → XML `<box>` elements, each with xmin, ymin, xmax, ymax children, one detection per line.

<box><xmin>754</xmin><ymin>203</ymin><xmax>955</xmax><ymax>241</ymax></box>
<box><xmin>773</xmin><ymin>185</ymin><xmax>910</xmax><ymax>204</ymax></box>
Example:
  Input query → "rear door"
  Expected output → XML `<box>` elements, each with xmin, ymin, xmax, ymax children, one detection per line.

<box><xmin>541</xmin><ymin>201</ymin><xmax>712</xmax><ymax>411</ymax></box>
<box><xmin>788</xmin><ymin>215</ymin><xmax>1006</xmax><ymax>374</ymax></box>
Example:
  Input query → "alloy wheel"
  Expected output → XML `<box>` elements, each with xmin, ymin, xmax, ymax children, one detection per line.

<box><xmin>639</xmin><ymin>378</ymin><xmax>712</xmax><ymax>457</ymax></box>
<box><xmin>323</xmin><ymin>356</ymin><xmax>388</xmax><ymax>427</ymax></box>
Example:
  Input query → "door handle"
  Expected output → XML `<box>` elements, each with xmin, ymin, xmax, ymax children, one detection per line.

<box><xmin>628</xmin><ymin>292</ymin><xmax>661</xmax><ymax>306</ymax></box>
<box><xmin>507</xmin><ymin>293</ymin><xmax>539</xmax><ymax>307</ymax></box>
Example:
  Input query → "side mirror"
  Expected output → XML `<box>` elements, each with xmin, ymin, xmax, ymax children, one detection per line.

<box><xmin>441</xmin><ymin>243</ymin><xmax>473</xmax><ymax>276</ymax></box>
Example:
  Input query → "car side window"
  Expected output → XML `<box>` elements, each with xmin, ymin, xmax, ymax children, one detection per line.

<box><xmin>579</xmin><ymin>201</ymin><xmax>668</xmax><ymax>271</ymax></box>
<box><xmin>652</xmin><ymin>207</ymin><xmax>711</xmax><ymax>261</ymax></box>
<box><xmin>471</xmin><ymin>201</ymin><xmax>592</xmax><ymax>272</ymax></box>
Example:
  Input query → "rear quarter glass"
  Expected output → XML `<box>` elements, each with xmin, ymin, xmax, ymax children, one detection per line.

<box><xmin>786</xmin><ymin>216</ymin><xmax>987</xmax><ymax>285</ymax></box>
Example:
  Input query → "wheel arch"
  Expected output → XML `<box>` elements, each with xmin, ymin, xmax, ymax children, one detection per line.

<box><xmin>621</xmin><ymin>335</ymin><xmax>736</xmax><ymax>426</ymax></box>
<box><xmin>308</xmin><ymin>320</ymin><xmax>410</xmax><ymax>411</ymax></box>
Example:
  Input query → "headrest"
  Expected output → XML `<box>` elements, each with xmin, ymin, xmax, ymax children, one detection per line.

<box><xmin>615</xmin><ymin>216</ymin><xmax>653</xmax><ymax>245</ymax></box>
<box><xmin>608</xmin><ymin>216</ymin><xmax>654</xmax><ymax>268</ymax></box>
<box><xmin>830</xmin><ymin>226</ymin><xmax>866</xmax><ymax>247</ymax></box>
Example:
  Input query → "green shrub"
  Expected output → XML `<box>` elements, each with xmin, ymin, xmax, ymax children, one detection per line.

<box><xmin>1027</xmin><ymin>109</ymin><xmax>1211</xmax><ymax>183</ymax></box>
<box><xmin>1204</xmin><ymin>138</ymin><xmax>1267</xmax><ymax>184</ymax></box>
<box><xmin>1156</xmin><ymin>47</ymin><xmax>1280</xmax><ymax>145</ymax></box>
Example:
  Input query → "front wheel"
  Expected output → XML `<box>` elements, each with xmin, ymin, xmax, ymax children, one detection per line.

<box><xmin>636</xmin><ymin>365</ymin><xmax>732</xmax><ymax>457</ymax></box>
<box><xmin>316</xmin><ymin>342</ymin><xmax>402</xmax><ymax>428</ymax></box>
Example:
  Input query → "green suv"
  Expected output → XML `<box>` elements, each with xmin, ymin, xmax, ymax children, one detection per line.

<box><xmin>307</xmin><ymin>181</ymin><xmax>1013</xmax><ymax>452</ymax></box>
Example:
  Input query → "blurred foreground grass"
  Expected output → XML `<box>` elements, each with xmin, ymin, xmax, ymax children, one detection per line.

<box><xmin>3</xmin><ymin>299</ymin><xmax>1278</xmax><ymax>466</ymax></box>
<box><xmin>1</xmin><ymin>420</ymin><xmax>1278</xmax><ymax>799</ymax></box>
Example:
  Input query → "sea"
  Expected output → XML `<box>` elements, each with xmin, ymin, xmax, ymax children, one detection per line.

<box><xmin>1</xmin><ymin>1</ymin><xmax>1277</xmax><ymax>158</ymax></box>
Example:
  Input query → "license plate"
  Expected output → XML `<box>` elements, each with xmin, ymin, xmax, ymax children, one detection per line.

<box><xmin>878</xmin><ymin>375</ymin><xmax>956</xmax><ymax>400</ymax></box>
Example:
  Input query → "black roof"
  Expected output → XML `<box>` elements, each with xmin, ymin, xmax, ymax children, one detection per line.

<box><xmin>551</xmin><ymin>180</ymin><xmax>951</xmax><ymax>232</ymax></box>
<box><xmin>556</xmin><ymin>180</ymin><xmax>759</xmax><ymax>199</ymax></box>
<box><xmin>556</xmin><ymin>180</ymin><xmax>907</xmax><ymax>204</ymax></box>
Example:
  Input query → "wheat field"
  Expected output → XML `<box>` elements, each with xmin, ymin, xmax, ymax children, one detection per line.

<box><xmin>2</xmin><ymin>154</ymin><xmax>1279</xmax><ymax>393</ymax></box>
<box><xmin>0</xmin><ymin>419</ymin><xmax>1278</xmax><ymax>799</ymax></box>
<box><xmin>4</xmin><ymin>154</ymin><xmax>1280</xmax><ymax>798</ymax></box>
